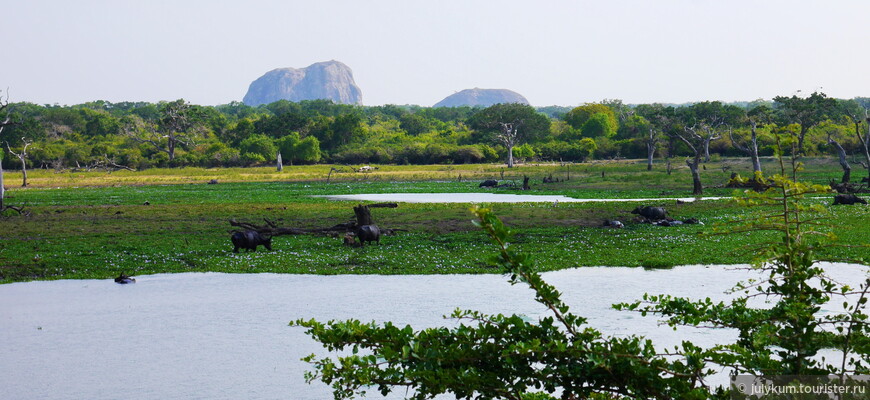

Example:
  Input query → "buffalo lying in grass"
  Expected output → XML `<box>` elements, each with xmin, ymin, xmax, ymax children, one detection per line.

<box><xmin>631</xmin><ymin>206</ymin><xmax>668</xmax><ymax>221</ymax></box>
<box><xmin>833</xmin><ymin>193</ymin><xmax>867</xmax><ymax>205</ymax></box>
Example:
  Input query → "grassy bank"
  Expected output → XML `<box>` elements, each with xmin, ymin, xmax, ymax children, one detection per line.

<box><xmin>1</xmin><ymin>158</ymin><xmax>867</xmax><ymax>283</ymax></box>
<box><xmin>4</xmin><ymin>156</ymin><xmax>851</xmax><ymax>189</ymax></box>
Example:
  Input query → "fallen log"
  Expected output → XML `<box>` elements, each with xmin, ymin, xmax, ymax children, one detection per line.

<box><xmin>228</xmin><ymin>204</ymin><xmax>402</xmax><ymax>238</ymax></box>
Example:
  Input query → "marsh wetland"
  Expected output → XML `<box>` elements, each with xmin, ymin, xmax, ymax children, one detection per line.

<box><xmin>1</xmin><ymin>159</ymin><xmax>868</xmax><ymax>283</ymax></box>
<box><xmin>1</xmin><ymin>159</ymin><xmax>869</xmax><ymax>399</ymax></box>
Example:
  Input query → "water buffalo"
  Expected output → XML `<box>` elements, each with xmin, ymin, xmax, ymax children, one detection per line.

<box><xmin>833</xmin><ymin>193</ymin><xmax>867</xmax><ymax>205</ymax></box>
<box><xmin>356</xmin><ymin>224</ymin><xmax>381</xmax><ymax>246</ymax></box>
<box><xmin>655</xmin><ymin>220</ymin><xmax>683</xmax><ymax>227</ymax></box>
<box><xmin>631</xmin><ymin>206</ymin><xmax>667</xmax><ymax>221</ymax></box>
<box><xmin>114</xmin><ymin>273</ymin><xmax>136</xmax><ymax>284</ymax></box>
<box><xmin>479</xmin><ymin>180</ymin><xmax>498</xmax><ymax>188</ymax></box>
<box><xmin>231</xmin><ymin>230</ymin><xmax>273</xmax><ymax>252</ymax></box>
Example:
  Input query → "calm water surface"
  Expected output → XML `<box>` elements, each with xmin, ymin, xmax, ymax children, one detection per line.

<box><xmin>1</xmin><ymin>264</ymin><xmax>865</xmax><ymax>400</ymax></box>
<box><xmin>318</xmin><ymin>192</ymin><xmax>725</xmax><ymax>203</ymax></box>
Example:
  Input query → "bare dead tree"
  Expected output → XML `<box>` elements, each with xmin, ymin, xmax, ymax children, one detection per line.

<box><xmin>729</xmin><ymin>124</ymin><xmax>762</xmax><ymax>176</ymax></box>
<box><xmin>0</xmin><ymin>90</ymin><xmax>26</xmax><ymax>214</ymax></box>
<box><xmin>844</xmin><ymin>108</ymin><xmax>870</xmax><ymax>182</ymax></box>
<box><xmin>702</xmin><ymin>127</ymin><xmax>722</xmax><ymax>163</ymax></box>
<box><xmin>672</xmin><ymin>123</ymin><xmax>721</xmax><ymax>195</ymax></box>
<box><xmin>6</xmin><ymin>138</ymin><xmax>32</xmax><ymax>187</ymax></box>
<box><xmin>326</xmin><ymin>166</ymin><xmax>349</xmax><ymax>183</ymax></box>
<box><xmin>74</xmin><ymin>155</ymin><xmax>135</xmax><ymax>172</ymax></box>
<box><xmin>0</xmin><ymin>91</ymin><xmax>9</xmax><ymax>209</ymax></box>
<box><xmin>827</xmin><ymin>133</ymin><xmax>852</xmax><ymax>183</ymax></box>
<box><xmin>645</xmin><ymin>128</ymin><xmax>659</xmax><ymax>171</ymax></box>
<box><xmin>497</xmin><ymin>120</ymin><xmax>522</xmax><ymax>168</ymax></box>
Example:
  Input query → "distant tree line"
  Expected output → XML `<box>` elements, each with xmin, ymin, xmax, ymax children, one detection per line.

<box><xmin>0</xmin><ymin>94</ymin><xmax>868</xmax><ymax>178</ymax></box>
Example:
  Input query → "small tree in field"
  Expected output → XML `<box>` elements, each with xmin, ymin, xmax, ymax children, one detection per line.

<box><xmin>672</xmin><ymin>123</ymin><xmax>719</xmax><ymax>195</ymax></box>
<box><xmin>774</xmin><ymin>91</ymin><xmax>837</xmax><ymax>155</ymax></box>
<box><xmin>0</xmin><ymin>90</ymin><xmax>25</xmax><ymax>214</ymax></box>
<box><xmin>469</xmin><ymin>103</ymin><xmax>550</xmax><ymax>168</ymax></box>
<box><xmin>672</xmin><ymin>102</ymin><xmax>741</xmax><ymax>195</ymax></box>
<box><xmin>730</xmin><ymin>105</ymin><xmax>772</xmax><ymax>178</ymax></box>
<box><xmin>636</xmin><ymin>103</ymin><xmax>677</xmax><ymax>171</ymax></box>
<box><xmin>127</xmin><ymin>99</ymin><xmax>203</xmax><ymax>162</ymax></box>
<box><xmin>840</xmin><ymin>99</ymin><xmax>870</xmax><ymax>183</ymax></box>
<box><xmin>5</xmin><ymin>137</ymin><xmax>33</xmax><ymax>187</ymax></box>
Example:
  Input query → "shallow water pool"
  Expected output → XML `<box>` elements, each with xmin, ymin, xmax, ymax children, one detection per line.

<box><xmin>318</xmin><ymin>192</ymin><xmax>725</xmax><ymax>203</ymax></box>
<box><xmin>1</xmin><ymin>263</ymin><xmax>865</xmax><ymax>399</ymax></box>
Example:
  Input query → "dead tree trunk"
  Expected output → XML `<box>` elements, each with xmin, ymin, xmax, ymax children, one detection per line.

<box><xmin>326</xmin><ymin>167</ymin><xmax>347</xmax><ymax>183</ymax></box>
<box><xmin>353</xmin><ymin>204</ymin><xmax>375</xmax><ymax>226</ymax></box>
<box><xmin>673</xmin><ymin>125</ymin><xmax>715</xmax><ymax>195</ymax></box>
<box><xmin>729</xmin><ymin>125</ymin><xmax>763</xmax><ymax>177</ymax></box>
<box><xmin>6</xmin><ymin>139</ymin><xmax>32</xmax><ymax>187</ymax></box>
<box><xmin>0</xmin><ymin>92</ymin><xmax>26</xmax><ymax>214</ymax></box>
<box><xmin>276</xmin><ymin>151</ymin><xmax>283</xmax><ymax>172</ymax></box>
<box><xmin>497</xmin><ymin>121</ymin><xmax>521</xmax><ymax>168</ymax></box>
<box><xmin>646</xmin><ymin>128</ymin><xmax>657</xmax><ymax>171</ymax></box>
<box><xmin>687</xmin><ymin>153</ymin><xmax>703</xmax><ymax>195</ymax></box>
<box><xmin>522</xmin><ymin>175</ymin><xmax>530</xmax><ymax>190</ymax></box>
<box><xmin>828</xmin><ymin>135</ymin><xmax>851</xmax><ymax>183</ymax></box>
<box><xmin>703</xmin><ymin>137</ymin><xmax>713</xmax><ymax>163</ymax></box>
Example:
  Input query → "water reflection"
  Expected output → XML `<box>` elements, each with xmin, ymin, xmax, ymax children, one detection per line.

<box><xmin>0</xmin><ymin>264</ymin><xmax>865</xmax><ymax>399</ymax></box>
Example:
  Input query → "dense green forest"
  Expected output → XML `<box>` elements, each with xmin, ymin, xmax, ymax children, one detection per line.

<box><xmin>1</xmin><ymin>93</ymin><xmax>869</xmax><ymax>180</ymax></box>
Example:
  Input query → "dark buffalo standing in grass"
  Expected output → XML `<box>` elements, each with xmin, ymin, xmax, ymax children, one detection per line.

<box><xmin>231</xmin><ymin>230</ymin><xmax>273</xmax><ymax>252</ymax></box>
<box><xmin>356</xmin><ymin>224</ymin><xmax>381</xmax><ymax>246</ymax></box>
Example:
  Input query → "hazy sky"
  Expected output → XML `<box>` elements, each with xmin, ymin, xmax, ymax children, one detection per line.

<box><xmin>5</xmin><ymin>0</ymin><xmax>869</xmax><ymax>107</ymax></box>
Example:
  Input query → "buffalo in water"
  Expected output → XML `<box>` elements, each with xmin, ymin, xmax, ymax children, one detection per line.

<box><xmin>356</xmin><ymin>224</ymin><xmax>381</xmax><ymax>246</ymax></box>
<box><xmin>479</xmin><ymin>180</ymin><xmax>498</xmax><ymax>188</ymax></box>
<box><xmin>114</xmin><ymin>273</ymin><xmax>136</xmax><ymax>284</ymax></box>
<box><xmin>631</xmin><ymin>206</ymin><xmax>668</xmax><ymax>221</ymax></box>
<box><xmin>231</xmin><ymin>230</ymin><xmax>273</xmax><ymax>253</ymax></box>
<box><xmin>833</xmin><ymin>193</ymin><xmax>868</xmax><ymax>205</ymax></box>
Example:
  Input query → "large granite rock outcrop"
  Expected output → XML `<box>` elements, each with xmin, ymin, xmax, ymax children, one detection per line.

<box><xmin>243</xmin><ymin>60</ymin><xmax>363</xmax><ymax>106</ymax></box>
<box><xmin>433</xmin><ymin>88</ymin><xmax>529</xmax><ymax>107</ymax></box>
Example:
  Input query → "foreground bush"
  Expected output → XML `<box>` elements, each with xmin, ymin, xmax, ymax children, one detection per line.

<box><xmin>292</xmin><ymin>145</ymin><xmax>869</xmax><ymax>399</ymax></box>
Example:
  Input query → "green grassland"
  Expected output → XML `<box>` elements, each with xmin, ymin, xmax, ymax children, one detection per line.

<box><xmin>1</xmin><ymin>157</ymin><xmax>868</xmax><ymax>283</ymax></box>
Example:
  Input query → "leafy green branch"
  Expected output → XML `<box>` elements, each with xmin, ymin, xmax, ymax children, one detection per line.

<box><xmin>291</xmin><ymin>207</ymin><xmax>722</xmax><ymax>400</ymax></box>
<box><xmin>616</xmin><ymin>134</ymin><xmax>870</xmax><ymax>378</ymax></box>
